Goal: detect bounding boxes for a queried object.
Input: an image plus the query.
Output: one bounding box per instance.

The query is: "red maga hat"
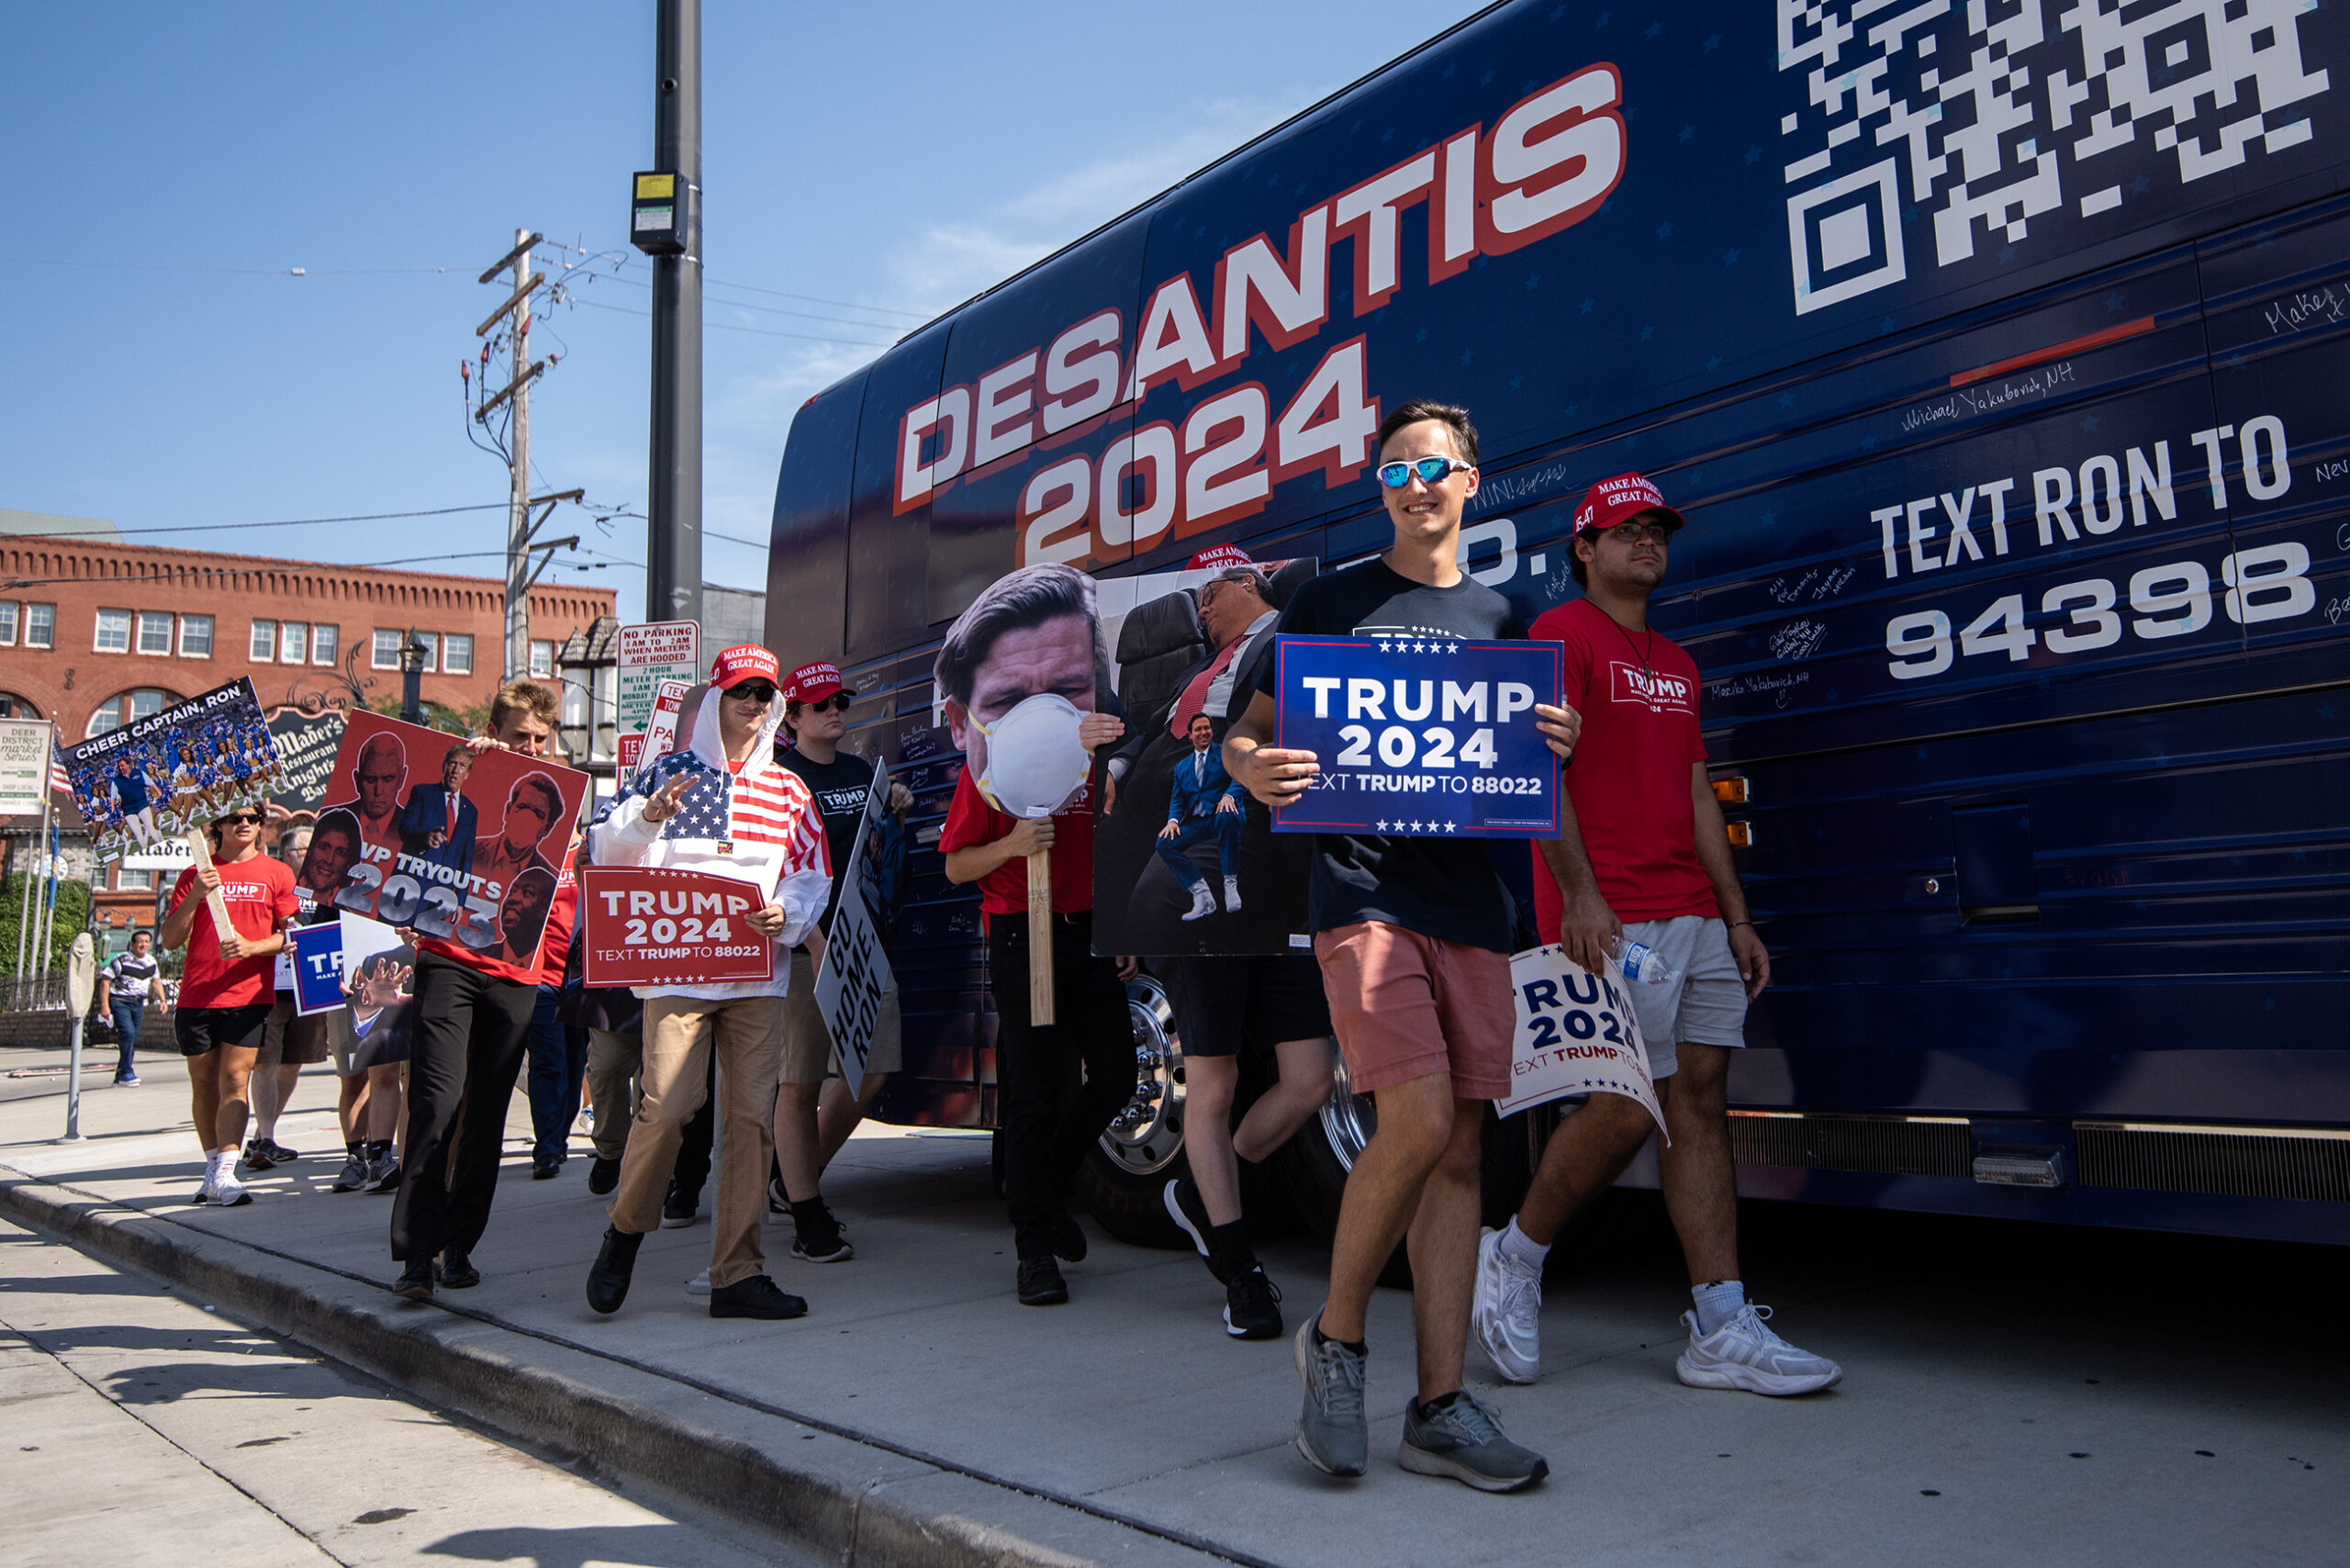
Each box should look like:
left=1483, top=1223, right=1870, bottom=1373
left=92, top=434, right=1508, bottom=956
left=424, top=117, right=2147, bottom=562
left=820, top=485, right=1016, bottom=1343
left=786, top=661, right=845, bottom=704
left=1572, top=472, right=1686, bottom=536
left=1186, top=543, right=1254, bottom=572
left=709, top=644, right=781, bottom=690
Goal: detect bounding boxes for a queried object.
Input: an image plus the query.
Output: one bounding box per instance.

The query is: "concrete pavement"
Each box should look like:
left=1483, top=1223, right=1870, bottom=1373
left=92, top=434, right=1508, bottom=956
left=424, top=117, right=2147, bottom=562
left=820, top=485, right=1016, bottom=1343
left=1, top=1045, right=2343, bottom=1567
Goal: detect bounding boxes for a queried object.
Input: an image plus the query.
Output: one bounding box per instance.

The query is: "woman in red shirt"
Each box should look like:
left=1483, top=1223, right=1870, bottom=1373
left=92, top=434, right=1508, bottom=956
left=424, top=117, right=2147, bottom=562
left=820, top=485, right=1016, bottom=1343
left=159, top=806, right=298, bottom=1207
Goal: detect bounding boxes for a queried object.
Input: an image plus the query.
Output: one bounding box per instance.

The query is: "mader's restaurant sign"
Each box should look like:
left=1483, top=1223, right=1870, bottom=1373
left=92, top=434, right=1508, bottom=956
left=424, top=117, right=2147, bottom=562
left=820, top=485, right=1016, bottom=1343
left=1271, top=636, right=1561, bottom=838
left=579, top=866, right=778, bottom=988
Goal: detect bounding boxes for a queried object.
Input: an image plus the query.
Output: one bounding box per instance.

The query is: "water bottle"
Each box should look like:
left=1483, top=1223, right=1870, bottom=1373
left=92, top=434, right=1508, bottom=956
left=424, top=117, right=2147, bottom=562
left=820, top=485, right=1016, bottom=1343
left=1606, top=934, right=1675, bottom=986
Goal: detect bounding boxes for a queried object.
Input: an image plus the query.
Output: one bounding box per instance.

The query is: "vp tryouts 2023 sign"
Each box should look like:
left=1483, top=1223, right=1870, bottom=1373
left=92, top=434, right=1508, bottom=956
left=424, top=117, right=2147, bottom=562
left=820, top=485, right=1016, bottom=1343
left=1270, top=636, right=1560, bottom=837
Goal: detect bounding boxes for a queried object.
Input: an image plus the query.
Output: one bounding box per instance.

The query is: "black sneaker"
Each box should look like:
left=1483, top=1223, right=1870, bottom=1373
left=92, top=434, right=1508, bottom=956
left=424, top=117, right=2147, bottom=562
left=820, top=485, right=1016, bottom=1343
left=330, top=1153, right=369, bottom=1193
left=531, top=1155, right=562, bottom=1181
left=393, top=1258, right=436, bottom=1301
left=239, top=1138, right=276, bottom=1173
left=789, top=1200, right=853, bottom=1263
left=1225, top=1264, right=1284, bottom=1340
left=661, top=1182, right=699, bottom=1228
left=439, top=1247, right=480, bottom=1289
left=260, top=1137, right=302, bottom=1163
left=1017, top=1256, right=1069, bottom=1306
left=586, top=1226, right=643, bottom=1315
left=709, top=1275, right=808, bottom=1320
left=1052, top=1208, right=1088, bottom=1264
left=363, top=1154, right=401, bottom=1194
left=1163, top=1177, right=1213, bottom=1259
left=587, top=1156, right=621, bottom=1196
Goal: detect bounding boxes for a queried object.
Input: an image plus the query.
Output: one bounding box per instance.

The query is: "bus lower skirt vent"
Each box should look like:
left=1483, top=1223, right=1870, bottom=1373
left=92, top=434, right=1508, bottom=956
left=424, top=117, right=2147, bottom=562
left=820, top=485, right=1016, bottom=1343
left=2073, top=1123, right=2350, bottom=1204
left=1727, top=1112, right=1973, bottom=1178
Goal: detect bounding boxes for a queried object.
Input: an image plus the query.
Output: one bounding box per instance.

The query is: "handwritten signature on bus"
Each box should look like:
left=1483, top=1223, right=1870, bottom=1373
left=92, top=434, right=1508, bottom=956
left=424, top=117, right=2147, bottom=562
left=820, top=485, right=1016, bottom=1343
left=2264, top=284, right=2348, bottom=336
left=1899, top=361, right=2077, bottom=435
left=1707, top=668, right=1811, bottom=710
left=1766, top=564, right=1857, bottom=605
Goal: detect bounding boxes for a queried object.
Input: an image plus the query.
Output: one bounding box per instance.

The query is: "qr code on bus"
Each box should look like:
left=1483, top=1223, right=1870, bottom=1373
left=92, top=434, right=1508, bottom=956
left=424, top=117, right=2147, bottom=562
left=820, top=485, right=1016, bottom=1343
left=1778, top=0, right=2333, bottom=314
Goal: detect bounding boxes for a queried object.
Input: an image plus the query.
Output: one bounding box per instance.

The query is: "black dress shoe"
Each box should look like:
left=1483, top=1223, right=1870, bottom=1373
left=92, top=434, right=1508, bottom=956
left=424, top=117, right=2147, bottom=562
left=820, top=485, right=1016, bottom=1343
left=587, top=1226, right=643, bottom=1315
left=708, top=1275, right=808, bottom=1320
left=392, top=1259, right=435, bottom=1301
left=1017, top=1256, right=1069, bottom=1306
left=438, top=1247, right=481, bottom=1289
left=1052, top=1209, right=1088, bottom=1264
left=532, top=1156, right=562, bottom=1181
left=587, top=1156, right=621, bottom=1195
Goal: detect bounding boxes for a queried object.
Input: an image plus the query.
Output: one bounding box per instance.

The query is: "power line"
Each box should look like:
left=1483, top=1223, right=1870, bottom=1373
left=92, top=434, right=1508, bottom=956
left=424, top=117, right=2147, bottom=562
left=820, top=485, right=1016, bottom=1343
left=566, top=294, right=894, bottom=349
left=538, top=239, right=928, bottom=319
left=3, top=503, right=518, bottom=542
left=0, top=256, right=455, bottom=277
left=559, top=265, right=919, bottom=331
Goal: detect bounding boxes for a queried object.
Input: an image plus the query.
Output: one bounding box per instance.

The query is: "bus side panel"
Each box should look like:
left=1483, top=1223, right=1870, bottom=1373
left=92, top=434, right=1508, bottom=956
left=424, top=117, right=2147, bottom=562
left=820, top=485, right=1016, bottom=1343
left=846, top=325, right=952, bottom=663
left=764, top=374, right=865, bottom=665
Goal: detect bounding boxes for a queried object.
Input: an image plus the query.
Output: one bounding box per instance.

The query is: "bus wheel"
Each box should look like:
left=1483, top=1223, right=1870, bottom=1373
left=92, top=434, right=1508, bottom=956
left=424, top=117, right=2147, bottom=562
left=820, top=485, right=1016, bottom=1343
left=1076, top=972, right=1190, bottom=1248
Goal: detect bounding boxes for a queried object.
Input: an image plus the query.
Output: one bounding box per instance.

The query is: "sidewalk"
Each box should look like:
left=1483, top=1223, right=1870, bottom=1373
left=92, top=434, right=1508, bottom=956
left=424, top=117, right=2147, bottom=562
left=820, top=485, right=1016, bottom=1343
left=2, top=1050, right=2342, bottom=1567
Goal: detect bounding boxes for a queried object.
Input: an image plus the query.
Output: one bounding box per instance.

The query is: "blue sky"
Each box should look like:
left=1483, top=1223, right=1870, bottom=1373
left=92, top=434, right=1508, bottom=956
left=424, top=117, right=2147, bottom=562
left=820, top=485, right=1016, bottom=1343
left=5, top=1, right=1487, bottom=622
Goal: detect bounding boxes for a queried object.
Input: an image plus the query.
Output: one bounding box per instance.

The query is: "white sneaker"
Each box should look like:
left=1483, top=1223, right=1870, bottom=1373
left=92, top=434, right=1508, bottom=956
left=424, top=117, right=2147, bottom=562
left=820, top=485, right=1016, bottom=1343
left=1675, top=1305, right=1841, bottom=1395
left=191, top=1174, right=216, bottom=1205
left=210, top=1170, right=253, bottom=1209
left=685, top=1270, right=711, bottom=1297
left=1222, top=876, right=1242, bottom=913
left=1472, top=1226, right=1544, bottom=1384
left=1181, top=883, right=1217, bottom=922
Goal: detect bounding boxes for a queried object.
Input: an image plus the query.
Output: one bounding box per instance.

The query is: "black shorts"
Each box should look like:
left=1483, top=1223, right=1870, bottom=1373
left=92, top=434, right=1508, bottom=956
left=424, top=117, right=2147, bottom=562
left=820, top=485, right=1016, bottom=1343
left=1152, top=953, right=1332, bottom=1059
left=174, top=1003, right=273, bottom=1058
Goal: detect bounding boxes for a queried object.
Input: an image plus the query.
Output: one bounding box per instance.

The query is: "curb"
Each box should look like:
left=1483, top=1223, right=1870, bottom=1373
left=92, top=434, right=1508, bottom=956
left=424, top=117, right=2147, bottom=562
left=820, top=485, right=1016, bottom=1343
left=0, top=1170, right=1250, bottom=1568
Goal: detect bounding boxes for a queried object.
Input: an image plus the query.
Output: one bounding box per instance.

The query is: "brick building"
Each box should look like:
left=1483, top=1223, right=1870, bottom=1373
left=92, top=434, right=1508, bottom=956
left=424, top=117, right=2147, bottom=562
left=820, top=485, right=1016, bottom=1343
left=0, top=510, right=612, bottom=937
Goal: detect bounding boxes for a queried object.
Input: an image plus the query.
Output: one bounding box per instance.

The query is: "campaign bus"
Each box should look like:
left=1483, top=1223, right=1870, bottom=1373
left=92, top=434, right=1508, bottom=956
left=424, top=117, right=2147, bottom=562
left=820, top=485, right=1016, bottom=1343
left=766, top=0, right=2349, bottom=1248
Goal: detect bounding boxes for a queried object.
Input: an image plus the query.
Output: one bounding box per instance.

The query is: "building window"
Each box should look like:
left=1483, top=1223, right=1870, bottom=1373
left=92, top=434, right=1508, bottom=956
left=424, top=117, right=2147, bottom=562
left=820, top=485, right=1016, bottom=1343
left=442, top=633, right=473, bottom=677
left=529, top=639, right=554, bottom=678
left=0, top=693, right=38, bottom=719
left=25, top=604, right=53, bottom=648
left=136, top=611, right=173, bottom=656
left=311, top=624, right=338, bottom=666
left=95, top=608, right=131, bottom=653
left=372, top=629, right=402, bottom=669
left=179, top=614, right=214, bottom=658
left=117, top=865, right=154, bottom=891
left=280, top=622, right=308, bottom=665
left=86, top=689, right=173, bottom=738
left=251, top=620, right=277, bottom=662
left=0, top=602, right=16, bottom=646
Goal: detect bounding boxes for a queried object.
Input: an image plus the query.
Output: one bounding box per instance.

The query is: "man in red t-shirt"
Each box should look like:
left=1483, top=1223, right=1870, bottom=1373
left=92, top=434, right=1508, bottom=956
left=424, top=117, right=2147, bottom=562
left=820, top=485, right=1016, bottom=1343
left=934, top=563, right=1133, bottom=1306
left=160, top=805, right=298, bottom=1208
left=1471, top=474, right=1840, bottom=1399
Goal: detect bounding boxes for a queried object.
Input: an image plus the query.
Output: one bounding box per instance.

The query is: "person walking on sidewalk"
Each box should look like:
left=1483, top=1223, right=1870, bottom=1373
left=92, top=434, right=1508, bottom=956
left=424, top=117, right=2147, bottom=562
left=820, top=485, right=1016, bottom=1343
left=388, top=678, right=565, bottom=1300
left=768, top=661, right=912, bottom=1265
left=158, top=808, right=298, bottom=1208
left=934, top=565, right=1132, bottom=1308
left=99, top=929, right=164, bottom=1086
left=1223, top=400, right=1580, bottom=1493
left=583, top=647, right=831, bottom=1322
left=1472, top=473, right=1841, bottom=1399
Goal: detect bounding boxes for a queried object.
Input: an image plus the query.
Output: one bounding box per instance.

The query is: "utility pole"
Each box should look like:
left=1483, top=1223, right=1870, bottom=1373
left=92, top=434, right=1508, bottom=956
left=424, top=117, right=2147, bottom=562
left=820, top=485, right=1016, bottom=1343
left=476, top=230, right=546, bottom=678
left=641, top=0, right=703, bottom=628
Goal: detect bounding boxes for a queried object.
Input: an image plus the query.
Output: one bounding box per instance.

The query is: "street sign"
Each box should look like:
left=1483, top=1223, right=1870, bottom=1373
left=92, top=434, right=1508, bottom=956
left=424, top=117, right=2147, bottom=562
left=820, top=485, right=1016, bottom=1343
left=617, top=621, right=699, bottom=745
left=0, top=720, right=50, bottom=818
left=1270, top=636, right=1562, bottom=838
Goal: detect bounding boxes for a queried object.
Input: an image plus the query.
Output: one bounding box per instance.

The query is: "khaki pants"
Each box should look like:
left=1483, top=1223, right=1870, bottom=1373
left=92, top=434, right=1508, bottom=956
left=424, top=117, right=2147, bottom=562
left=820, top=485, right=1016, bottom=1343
left=585, top=1028, right=642, bottom=1160
left=608, top=994, right=785, bottom=1290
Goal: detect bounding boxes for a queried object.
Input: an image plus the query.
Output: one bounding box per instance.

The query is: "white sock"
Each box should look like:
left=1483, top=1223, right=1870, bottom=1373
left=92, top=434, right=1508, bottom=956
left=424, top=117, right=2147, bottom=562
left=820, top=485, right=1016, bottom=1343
left=1496, top=1216, right=1550, bottom=1270
left=1692, top=1280, right=1746, bottom=1336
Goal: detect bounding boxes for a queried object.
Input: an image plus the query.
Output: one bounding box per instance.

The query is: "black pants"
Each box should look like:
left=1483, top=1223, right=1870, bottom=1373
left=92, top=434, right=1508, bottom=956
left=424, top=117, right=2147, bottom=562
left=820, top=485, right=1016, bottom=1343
left=391, top=952, right=536, bottom=1262
left=988, top=912, right=1131, bottom=1260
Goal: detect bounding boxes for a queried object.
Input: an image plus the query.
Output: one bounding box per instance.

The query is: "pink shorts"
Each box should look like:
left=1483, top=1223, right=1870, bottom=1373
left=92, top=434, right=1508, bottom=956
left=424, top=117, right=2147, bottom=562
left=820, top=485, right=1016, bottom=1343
left=1312, top=922, right=1513, bottom=1100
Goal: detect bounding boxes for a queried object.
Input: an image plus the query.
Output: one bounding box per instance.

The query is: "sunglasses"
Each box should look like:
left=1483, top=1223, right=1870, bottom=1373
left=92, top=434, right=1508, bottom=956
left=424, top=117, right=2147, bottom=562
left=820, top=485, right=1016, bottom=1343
left=730, top=682, right=778, bottom=704
left=801, top=692, right=852, bottom=713
left=1377, top=455, right=1471, bottom=488
left=217, top=812, right=263, bottom=826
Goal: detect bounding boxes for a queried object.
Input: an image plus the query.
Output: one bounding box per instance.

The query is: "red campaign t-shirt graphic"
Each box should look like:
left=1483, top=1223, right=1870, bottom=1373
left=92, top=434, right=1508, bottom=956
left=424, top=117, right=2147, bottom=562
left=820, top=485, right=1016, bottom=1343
left=169, top=856, right=299, bottom=1010
left=1528, top=599, right=1718, bottom=935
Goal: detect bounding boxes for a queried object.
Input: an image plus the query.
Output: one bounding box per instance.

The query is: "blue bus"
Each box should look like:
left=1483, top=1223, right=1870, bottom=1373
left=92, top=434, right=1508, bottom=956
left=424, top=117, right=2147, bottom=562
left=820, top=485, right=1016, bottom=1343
left=767, top=0, right=2349, bottom=1248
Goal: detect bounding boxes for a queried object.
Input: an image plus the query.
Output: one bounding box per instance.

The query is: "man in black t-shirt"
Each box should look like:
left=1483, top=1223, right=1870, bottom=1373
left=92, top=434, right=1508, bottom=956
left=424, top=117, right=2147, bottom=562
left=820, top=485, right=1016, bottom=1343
left=769, top=660, right=912, bottom=1264
left=1225, top=400, right=1579, bottom=1494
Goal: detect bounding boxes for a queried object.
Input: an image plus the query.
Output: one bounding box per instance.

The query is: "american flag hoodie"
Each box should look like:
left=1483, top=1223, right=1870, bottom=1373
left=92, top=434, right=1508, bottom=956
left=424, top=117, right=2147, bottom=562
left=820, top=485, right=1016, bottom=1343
left=591, top=686, right=830, bottom=1002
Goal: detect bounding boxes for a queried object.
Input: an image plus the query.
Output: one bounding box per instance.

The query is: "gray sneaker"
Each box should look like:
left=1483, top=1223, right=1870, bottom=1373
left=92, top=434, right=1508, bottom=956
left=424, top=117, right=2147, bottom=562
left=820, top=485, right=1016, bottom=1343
left=1399, top=1390, right=1549, bottom=1493
left=1292, top=1315, right=1369, bottom=1478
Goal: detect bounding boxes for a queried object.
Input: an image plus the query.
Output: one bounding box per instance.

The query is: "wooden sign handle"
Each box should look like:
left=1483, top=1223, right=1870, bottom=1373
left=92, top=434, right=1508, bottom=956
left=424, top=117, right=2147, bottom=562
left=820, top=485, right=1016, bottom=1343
left=1027, top=846, right=1055, bottom=1025
left=182, top=828, right=237, bottom=958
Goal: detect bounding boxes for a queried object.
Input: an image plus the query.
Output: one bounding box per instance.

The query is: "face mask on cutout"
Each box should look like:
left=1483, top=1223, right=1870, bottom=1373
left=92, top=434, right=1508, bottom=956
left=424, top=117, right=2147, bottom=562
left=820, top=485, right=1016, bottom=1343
left=970, top=693, right=1091, bottom=820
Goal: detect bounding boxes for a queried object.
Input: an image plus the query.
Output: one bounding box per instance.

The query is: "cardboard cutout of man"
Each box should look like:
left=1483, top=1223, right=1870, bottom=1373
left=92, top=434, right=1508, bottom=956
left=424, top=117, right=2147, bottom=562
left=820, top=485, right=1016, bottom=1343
left=470, top=773, right=562, bottom=896
left=400, top=745, right=478, bottom=876
left=1156, top=711, right=1245, bottom=921
left=326, top=734, right=407, bottom=859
